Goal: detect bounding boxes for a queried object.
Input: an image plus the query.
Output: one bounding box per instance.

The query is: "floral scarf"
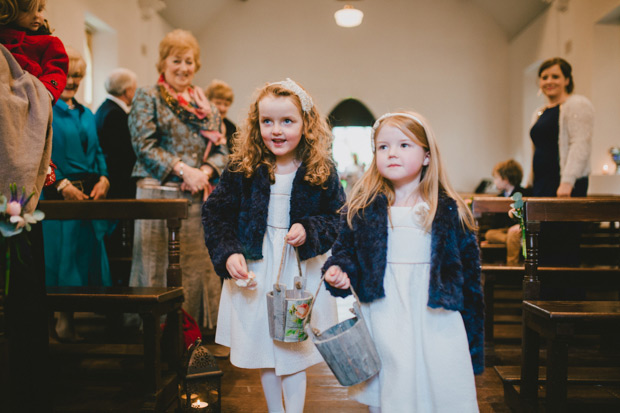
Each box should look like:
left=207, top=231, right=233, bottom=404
left=157, top=74, right=222, bottom=151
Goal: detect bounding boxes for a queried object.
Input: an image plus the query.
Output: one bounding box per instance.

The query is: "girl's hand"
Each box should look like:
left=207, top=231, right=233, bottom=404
left=556, top=182, right=573, bottom=197
left=286, top=223, right=306, bottom=247
left=61, top=183, right=89, bottom=200
left=324, top=265, right=350, bottom=290
left=90, top=176, right=109, bottom=200
left=226, top=253, right=249, bottom=280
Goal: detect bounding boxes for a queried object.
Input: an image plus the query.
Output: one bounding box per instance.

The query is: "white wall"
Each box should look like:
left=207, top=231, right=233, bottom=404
left=46, top=0, right=620, bottom=192
left=508, top=0, right=620, bottom=184
left=46, top=0, right=172, bottom=110
left=195, top=0, right=511, bottom=192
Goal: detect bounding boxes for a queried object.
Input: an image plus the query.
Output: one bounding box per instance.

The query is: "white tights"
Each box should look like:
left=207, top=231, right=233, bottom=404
left=260, top=368, right=307, bottom=413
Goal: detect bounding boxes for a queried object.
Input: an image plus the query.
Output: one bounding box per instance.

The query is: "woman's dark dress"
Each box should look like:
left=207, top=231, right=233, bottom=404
left=530, top=105, right=585, bottom=291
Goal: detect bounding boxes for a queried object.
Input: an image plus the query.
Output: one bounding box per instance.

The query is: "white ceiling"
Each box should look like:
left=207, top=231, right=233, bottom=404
left=158, top=0, right=550, bottom=40
left=470, top=0, right=550, bottom=39
left=158, top=0, right=230, bottom=35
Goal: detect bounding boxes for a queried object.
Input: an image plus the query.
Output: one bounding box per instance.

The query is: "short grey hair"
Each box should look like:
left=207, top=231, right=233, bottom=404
left=104, top=68, right=137, bottom=96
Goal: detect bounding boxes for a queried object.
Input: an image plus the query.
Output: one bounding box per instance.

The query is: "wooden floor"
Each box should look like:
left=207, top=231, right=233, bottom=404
left=48, top=312, right=513, bottom=413
left=46, top=285, right=620, bottom=412
left=46, top=288, right=620, bottom=412
left=217, top=355, right=511, bottom=413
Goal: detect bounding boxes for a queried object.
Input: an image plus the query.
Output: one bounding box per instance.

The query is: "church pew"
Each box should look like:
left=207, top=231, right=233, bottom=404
left=494, top=198, right=620, bottom=411
left=472, top=197, right=620, bottom=345
left=39, top=199, right=188, bottom=413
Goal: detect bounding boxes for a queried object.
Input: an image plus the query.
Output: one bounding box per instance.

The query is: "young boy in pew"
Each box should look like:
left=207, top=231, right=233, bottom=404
left=484, top=159, right=528, bottom=265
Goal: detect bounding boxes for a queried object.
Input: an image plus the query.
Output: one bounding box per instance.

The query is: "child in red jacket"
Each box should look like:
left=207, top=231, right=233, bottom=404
left=0, top=0, right=68, bottom=103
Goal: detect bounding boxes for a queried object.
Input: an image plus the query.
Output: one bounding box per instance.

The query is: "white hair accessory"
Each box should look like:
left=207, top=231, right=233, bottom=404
left=370, top=112, right=426, bottom=152
left=269, top=78, right=314, bottom=112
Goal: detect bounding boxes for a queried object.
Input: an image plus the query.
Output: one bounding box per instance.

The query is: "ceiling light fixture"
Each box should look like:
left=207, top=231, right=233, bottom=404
left=334, top=4, right=364, bottom=28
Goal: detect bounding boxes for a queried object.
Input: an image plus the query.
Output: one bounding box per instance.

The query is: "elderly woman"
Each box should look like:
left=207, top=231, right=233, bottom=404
left=129, top=29, right=226, bottom=330
left=43, top=46, right=111, bottom=341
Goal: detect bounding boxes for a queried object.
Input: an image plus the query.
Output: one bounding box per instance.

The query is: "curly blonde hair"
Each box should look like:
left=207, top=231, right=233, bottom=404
left=229, top=81, right=334, bottom=187
left=346, top=111, right=476, bottom=232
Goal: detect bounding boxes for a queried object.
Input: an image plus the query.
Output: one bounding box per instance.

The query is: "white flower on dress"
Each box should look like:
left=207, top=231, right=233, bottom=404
left=412, top=201, right=430, bottom=226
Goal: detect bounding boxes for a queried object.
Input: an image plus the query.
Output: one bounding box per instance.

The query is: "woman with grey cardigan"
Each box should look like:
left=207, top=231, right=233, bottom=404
left=530, top=57, right=594, bottom=198
left=529, top=57, right=594, bottom=269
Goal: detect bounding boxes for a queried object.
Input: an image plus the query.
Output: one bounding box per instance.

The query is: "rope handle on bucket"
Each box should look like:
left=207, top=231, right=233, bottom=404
left=274, top=235, right=303, bottom=292
left=303, top=273, right=361, bottom=333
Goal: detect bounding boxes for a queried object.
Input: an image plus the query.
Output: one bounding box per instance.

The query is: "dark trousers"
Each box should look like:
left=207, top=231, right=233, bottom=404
left=2, top=223, right=52, bottom=412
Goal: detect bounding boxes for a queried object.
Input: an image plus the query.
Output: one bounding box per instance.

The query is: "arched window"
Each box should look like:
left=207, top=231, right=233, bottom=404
left=328, top=99, right=375, bottom=193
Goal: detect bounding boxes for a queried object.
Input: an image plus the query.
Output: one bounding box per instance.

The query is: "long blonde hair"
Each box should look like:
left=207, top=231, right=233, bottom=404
left=346, top=111, right=476, bottom=232
left=229, top=81, right=334, bottom=186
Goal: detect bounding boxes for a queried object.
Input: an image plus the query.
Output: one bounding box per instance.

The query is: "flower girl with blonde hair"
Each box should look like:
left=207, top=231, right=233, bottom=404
left=325, top=111, right=483, bottom=412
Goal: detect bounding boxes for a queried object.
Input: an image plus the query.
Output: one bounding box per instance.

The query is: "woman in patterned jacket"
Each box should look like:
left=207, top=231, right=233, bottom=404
left=128, top=29, right=225, bottom=331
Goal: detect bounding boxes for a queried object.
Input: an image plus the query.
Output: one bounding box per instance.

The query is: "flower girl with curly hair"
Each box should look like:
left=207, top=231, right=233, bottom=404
left=203, top=79, right=345, bottom=413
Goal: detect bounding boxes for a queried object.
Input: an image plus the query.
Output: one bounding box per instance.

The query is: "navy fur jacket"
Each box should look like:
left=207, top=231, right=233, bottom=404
left=324, top=192, right=484, bottom=374
left=202, top=163, right=346, bottom=279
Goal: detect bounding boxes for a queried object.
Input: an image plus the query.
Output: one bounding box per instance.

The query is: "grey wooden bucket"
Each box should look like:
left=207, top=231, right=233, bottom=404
left=266, top=242, right=313, bottom=342
left=304, top=278, right=381, bottom=386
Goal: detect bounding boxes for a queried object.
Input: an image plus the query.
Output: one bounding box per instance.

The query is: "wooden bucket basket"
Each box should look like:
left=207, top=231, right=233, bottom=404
left=266, top=241, right=313, bottom=342
left=304, top=277, right=381, bottom=386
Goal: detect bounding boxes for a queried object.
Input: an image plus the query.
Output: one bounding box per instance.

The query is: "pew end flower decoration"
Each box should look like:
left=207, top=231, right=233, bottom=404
left=509, top=192, right=526, bottom=258
left=1, top=184, right=45, bottom=295
left=0, top=183, right=45, bottom=237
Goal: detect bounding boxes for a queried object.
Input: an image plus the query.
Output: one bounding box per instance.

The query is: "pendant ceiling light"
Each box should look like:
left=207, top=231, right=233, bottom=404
left=334, top=4, right=364, bottom=28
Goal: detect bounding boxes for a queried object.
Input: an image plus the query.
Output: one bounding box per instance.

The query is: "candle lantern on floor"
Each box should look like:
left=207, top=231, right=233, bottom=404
left=178, top=338, right=223, bottom=413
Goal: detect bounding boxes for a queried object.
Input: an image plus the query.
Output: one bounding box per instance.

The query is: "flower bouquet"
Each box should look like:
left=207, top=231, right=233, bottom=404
left=1, top=184, right=45, bottom=294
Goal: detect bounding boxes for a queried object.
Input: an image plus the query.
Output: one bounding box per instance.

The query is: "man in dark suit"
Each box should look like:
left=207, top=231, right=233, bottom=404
left=95, top=68, right=137, bottom=199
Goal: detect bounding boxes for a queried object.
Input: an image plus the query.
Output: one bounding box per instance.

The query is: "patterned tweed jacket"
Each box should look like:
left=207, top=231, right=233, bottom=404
left=202, top=164, right=346, bottom=279
left=324, top=193, right=484, bottom=374
left=128, top=85, right=224, bottom=182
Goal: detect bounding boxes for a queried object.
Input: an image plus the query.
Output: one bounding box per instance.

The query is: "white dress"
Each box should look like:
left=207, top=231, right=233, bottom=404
left=215, top=171, right=338, bottom=375
left=350, top=203, right=479, bottom=412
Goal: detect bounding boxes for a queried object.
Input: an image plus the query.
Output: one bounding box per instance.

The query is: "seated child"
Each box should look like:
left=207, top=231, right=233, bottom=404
left=485, top=159, right=525, bottom=265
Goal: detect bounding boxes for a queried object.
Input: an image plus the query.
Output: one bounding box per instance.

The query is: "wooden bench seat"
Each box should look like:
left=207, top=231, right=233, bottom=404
left=514, top=301, right=620, bottom=412
left=495, top=365, right=620, bottom=384
left=39, top=199, right=188, bottom=413
left=482, top=265, right=620, bottom=343
left=474, top=197, right=620, bottom=348
left=522, top=197, right=620, bottom=300
left=480, top=242, right=619, bottom=265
